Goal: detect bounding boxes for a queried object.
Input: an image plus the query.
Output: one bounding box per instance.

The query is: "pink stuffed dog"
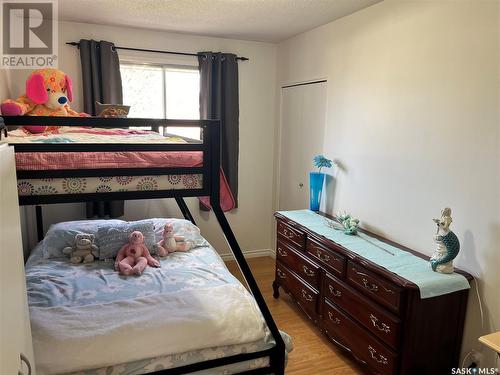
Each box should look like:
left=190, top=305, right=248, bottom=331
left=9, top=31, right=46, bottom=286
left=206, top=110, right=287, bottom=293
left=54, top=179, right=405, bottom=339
left=115, top=231, right=160, bottom=276
left=0, top=68, right=88, bottom=133
left=155, top=223, right=192, bottom=257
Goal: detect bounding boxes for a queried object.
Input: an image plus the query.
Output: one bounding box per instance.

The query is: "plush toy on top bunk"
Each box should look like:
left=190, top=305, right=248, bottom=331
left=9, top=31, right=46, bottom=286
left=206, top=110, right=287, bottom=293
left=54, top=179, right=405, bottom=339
left=0, top=68, right=89, bottom=134
left=115, top=231, right=160, bottom=276
left=155, top=223, right=193, bottom=257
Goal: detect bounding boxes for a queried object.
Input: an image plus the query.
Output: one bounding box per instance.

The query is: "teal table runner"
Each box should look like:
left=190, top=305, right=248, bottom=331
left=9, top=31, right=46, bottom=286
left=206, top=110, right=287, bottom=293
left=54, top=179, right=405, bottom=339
left=277, top=210, right=470, bottom=299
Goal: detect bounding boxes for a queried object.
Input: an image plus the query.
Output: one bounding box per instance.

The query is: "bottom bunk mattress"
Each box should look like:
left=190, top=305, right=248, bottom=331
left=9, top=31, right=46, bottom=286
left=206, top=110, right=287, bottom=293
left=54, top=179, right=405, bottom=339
left=26, top=242, right=292, bottom=375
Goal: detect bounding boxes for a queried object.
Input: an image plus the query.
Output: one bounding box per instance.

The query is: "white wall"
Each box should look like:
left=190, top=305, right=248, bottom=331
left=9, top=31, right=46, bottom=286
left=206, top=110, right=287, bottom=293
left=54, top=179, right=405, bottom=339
left=0, top=70, right=10, bottom=106
left=8, top=21, right=278, bottom=258
left=277, top=0, right=499, bottom=368
left=0, top=72, right=35, bottom=257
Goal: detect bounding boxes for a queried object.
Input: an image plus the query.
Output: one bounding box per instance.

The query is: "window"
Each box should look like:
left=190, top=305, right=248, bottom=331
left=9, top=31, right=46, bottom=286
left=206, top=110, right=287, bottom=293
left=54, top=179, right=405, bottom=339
left=120, top=63, right=201, bottom=139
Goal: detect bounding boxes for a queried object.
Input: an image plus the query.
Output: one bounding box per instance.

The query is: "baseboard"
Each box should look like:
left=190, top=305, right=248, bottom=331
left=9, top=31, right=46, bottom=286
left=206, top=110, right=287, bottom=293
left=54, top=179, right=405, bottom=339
left=220, top=248, right=276, bottom=261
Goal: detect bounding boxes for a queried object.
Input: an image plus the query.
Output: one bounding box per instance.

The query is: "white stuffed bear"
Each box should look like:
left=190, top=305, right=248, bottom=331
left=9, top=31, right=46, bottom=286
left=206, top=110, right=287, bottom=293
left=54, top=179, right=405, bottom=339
left=154, top=223, right=192, bottom=257
left=63, top=233, right=99, bottom=264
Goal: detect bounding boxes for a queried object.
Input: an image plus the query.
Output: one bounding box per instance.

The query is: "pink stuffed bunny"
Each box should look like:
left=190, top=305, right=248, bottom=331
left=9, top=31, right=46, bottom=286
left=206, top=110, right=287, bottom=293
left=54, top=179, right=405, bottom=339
left=155, top=223, right=192, bottom=257
left=115, top=231, right=160, bottom=276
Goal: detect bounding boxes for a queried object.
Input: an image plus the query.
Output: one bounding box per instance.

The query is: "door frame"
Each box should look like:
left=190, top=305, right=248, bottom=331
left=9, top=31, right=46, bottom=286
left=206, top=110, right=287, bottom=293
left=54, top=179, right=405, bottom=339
left=273, top=77, right=329, bottom=215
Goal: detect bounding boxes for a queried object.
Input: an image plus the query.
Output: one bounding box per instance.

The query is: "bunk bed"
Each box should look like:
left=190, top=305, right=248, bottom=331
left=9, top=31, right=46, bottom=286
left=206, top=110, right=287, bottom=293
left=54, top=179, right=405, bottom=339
left=0, top=115, right=288, bottom=375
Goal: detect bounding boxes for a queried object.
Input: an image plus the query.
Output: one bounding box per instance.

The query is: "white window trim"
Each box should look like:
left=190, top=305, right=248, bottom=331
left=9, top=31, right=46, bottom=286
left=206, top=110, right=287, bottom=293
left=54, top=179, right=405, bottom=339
left=118, top=50, right=198, bottom=68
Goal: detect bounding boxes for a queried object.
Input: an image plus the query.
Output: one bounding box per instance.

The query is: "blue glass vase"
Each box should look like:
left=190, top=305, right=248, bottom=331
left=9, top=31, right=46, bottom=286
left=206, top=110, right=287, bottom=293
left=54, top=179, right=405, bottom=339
left=309, top=172, right=325, bottom=211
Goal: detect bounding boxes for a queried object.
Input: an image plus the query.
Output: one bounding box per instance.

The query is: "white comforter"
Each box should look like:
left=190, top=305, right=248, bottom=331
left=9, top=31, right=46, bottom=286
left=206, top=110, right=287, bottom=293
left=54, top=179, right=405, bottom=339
left=30, top=284, right=266, bottom=375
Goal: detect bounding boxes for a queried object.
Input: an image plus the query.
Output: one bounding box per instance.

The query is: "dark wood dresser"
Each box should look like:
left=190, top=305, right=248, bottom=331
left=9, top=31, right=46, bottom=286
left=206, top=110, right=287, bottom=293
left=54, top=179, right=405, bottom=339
left=273, top=212, right=473, bottom=375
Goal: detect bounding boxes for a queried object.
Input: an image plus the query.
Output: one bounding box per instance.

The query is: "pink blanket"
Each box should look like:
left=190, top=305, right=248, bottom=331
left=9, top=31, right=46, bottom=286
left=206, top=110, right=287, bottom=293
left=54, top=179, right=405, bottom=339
left=15, top=151, right=203, bottom=170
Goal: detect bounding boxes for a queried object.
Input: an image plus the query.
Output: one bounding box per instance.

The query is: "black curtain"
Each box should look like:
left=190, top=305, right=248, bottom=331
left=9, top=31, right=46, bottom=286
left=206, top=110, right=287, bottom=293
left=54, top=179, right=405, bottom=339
left=79, top=39, right=124, bottom=218
left=198, top=52, right=239, bottom=208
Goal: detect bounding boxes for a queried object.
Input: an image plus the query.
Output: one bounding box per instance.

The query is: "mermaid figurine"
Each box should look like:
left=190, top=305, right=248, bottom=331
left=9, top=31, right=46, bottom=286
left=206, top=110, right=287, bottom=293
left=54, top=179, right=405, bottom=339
left=430, top=208, right=460, bottom=273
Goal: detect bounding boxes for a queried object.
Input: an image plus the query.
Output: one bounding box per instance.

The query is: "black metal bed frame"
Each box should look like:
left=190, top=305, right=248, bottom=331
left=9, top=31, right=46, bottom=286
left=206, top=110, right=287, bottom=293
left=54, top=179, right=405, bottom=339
left=1, top=115, right=285, bottom=375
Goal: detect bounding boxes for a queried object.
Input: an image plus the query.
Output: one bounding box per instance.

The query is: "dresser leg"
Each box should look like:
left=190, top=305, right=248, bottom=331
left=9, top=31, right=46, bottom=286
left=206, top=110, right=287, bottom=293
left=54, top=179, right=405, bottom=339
left=272, top=280, right=280, bottom=299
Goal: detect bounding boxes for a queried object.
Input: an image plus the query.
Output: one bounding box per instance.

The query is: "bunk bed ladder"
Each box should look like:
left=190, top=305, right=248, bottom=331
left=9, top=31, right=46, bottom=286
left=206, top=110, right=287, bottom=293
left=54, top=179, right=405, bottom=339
left=207, top=123, right=286, bottom=375
left=174, top=197, right=197, bottom=226
left=213, top=206, right=286, bottom=374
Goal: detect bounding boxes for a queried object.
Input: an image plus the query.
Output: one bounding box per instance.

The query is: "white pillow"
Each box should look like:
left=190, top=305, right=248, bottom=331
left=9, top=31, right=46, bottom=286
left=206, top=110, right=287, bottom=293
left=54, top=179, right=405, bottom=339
left=42, top=219, right=124, bottom=259
left=41, top=218, right=207, bottom=260
left=135, top=218, right=208, bottom=247
left=96, top=221, right=156, bottom=260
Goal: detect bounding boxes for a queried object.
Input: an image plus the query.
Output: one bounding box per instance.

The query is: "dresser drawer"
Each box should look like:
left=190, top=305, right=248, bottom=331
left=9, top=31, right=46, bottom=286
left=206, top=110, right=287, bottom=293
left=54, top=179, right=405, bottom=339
left=325, top=273, right=401, bottom=349
left=276, top=262, right=318, bottom=317
left=347, top=261, right=402, bottom=314
left=277, top=221, right=305, bottom=250
left=277, top=241, right=320, bottom=289
left=306, top=238, right=346, bottom=277
left=323, top=300, right=397, bottom=375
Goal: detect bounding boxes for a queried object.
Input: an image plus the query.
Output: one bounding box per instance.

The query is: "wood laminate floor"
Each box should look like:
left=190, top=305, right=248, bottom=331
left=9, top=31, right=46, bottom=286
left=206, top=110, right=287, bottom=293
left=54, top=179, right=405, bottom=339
left=225, top=256, right=368, bottom=375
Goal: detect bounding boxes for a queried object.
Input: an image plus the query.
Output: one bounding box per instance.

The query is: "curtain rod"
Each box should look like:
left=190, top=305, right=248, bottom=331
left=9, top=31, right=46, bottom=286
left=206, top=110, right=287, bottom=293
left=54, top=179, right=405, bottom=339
left=66, top=42, right=249, bottom=61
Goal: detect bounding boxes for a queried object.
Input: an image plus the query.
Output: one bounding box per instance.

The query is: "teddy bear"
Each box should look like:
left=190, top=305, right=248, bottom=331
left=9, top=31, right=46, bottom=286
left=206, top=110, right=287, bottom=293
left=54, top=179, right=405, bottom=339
left=63, top=233, right=99, bottom=264
left=115, top=231, right=160, bottom=276
left=155, top=223, right=193, bottom=257
left=0, top=68, right=88, bottom=133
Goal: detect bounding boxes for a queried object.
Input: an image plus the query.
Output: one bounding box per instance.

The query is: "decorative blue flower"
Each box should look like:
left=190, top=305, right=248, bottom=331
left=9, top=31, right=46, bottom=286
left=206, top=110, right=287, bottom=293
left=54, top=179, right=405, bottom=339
left=313, top=155, right=333, bottom=173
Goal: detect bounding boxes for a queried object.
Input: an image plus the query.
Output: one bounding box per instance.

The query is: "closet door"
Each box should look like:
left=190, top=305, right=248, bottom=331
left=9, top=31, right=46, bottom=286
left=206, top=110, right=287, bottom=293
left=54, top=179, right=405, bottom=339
left=279, top=81, right=327, bottom=210
left=0, top=144, right=36, bottom=375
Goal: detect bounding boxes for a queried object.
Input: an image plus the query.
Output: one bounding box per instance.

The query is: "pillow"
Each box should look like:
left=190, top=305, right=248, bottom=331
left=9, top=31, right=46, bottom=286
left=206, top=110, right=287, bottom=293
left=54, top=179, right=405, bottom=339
left=42, top=219, right=124, bottom=259
left=135, top=218, right=208, bottom=248
left=97, top=221, right=156, bottom=260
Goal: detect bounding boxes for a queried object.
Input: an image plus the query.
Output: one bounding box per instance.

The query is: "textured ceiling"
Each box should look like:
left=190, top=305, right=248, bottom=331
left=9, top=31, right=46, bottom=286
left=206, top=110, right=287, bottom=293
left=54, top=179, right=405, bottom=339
left=58, top=0, right=381, bottom=43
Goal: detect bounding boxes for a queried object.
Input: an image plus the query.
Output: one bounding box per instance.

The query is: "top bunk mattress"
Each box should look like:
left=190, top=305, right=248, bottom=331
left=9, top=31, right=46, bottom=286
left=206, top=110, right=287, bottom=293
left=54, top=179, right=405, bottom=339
left=8, top=127, right=236, bottom=210
left=5, top=127, right=203, bottom=170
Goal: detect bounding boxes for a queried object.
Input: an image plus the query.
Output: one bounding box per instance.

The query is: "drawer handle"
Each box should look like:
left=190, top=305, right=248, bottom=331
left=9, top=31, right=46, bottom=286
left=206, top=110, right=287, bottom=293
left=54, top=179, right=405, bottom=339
left=369, top=314, right=391, bottom=333
left=19, top=353, right=32, bottom=375
left=302, top=265, right=315, bottom=277
left=277, top=247, right=288, bottom=257
left=327, top=311, right=341, bottom=324
left=362, top=278, right=379, bottom=292
left=354, top=268, right=396, bottom=294
left=277, top=269, right=286, bottom=279
left=368, top=345, right=388, bottom=365
left=281, top=228, right=295, bottom=240
left=328, top=284, right=342, bottom=297
left=314, top=245, right=342, bottom=260
left=301, top=289, right=314, bottom=302
left=316, top=250, right=330, bottom=262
